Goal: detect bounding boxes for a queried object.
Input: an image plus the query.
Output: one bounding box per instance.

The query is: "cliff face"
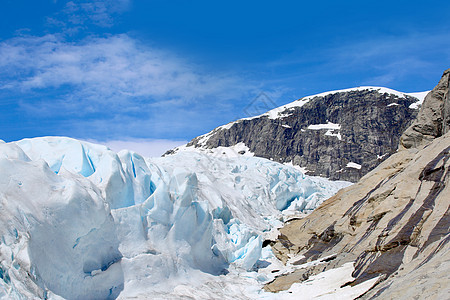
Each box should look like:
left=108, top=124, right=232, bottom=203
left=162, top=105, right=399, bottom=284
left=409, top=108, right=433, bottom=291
left=171, top=87, right=422, bottom=182
left=401, top=68, right=450, bottom=148
left=266, top=69, right=450, bottom=299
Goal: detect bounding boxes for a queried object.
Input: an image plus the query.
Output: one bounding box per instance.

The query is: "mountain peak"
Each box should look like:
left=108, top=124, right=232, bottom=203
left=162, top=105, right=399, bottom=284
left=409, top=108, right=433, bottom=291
left=240, top=86, right=427, bottom=122
left=169, top=86, right=425, bottom=182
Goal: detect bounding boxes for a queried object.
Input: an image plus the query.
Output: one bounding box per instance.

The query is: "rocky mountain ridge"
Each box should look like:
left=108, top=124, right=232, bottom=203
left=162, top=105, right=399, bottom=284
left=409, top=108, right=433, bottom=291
left=265, top=68, right=450, bottom=299
left=168, top=87, right=426, bottom=182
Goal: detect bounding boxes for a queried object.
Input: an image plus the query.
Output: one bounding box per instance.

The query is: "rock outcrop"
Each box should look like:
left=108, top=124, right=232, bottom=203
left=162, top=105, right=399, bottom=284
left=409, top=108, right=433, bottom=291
left=169, top=87, right=424, bottom=182
left=266, top=69, right=450, bottom=299
left=400, top=68, right=450, bottom=149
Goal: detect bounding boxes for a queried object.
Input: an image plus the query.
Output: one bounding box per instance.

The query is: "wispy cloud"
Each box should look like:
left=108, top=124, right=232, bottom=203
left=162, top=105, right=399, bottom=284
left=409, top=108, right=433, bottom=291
left=47, top=0, right=131, bottom=29
left=0, top=33, right=247, bottom=106
left=0, top=33, right=260, bottom=140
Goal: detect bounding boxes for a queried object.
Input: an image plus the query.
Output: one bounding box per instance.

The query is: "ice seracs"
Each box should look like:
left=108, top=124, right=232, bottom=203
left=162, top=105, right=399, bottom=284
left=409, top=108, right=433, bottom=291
left=0, top=141, right=124, bottom=299
left=0, top=137, right=351, bottom=299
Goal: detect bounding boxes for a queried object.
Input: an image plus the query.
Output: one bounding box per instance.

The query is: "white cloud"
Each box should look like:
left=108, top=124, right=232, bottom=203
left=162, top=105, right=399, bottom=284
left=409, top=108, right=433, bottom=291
left=87, top=138, right=188, bottom=157
left=0, top=33, right=255, bottom=117
left=0, top=33, right=267, bottom=142
left=48, top=0, right=131, bottom=28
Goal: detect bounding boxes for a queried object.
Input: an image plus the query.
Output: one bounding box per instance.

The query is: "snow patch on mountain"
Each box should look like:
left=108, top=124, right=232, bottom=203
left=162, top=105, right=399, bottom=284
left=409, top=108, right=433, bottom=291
left=407, top=91, right=429, bottom=109
left=307, top=122, right=342, bottom=140
left=307, top=122, right=341, bottom=130
left=302, top=86, right=423, bottom=101
left=346, top=162, right=362, bottom=169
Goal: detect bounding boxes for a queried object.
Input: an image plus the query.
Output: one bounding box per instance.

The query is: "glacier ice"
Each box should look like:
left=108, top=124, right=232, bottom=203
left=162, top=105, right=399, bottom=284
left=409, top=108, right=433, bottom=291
left=0, top=137, right=351, bottom=299
left=0, top=141, right=124, bottom=299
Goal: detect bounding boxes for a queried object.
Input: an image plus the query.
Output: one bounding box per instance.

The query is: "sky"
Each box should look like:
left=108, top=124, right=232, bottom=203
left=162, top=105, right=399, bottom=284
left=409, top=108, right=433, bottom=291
left=1, top=0, right=449, bottom=156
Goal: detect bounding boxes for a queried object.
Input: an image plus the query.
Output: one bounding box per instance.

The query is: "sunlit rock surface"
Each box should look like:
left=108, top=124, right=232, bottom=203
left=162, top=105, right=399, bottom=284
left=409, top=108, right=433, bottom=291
left=267, top=69, right=450, bottom=299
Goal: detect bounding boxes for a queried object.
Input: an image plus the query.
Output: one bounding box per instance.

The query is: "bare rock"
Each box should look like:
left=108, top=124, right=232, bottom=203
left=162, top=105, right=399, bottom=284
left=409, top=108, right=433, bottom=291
left=400, top=68, right=450, bottom=149
left=267, top=69, right=450, bottom=298
left=170, top=88, right=421, bottom=182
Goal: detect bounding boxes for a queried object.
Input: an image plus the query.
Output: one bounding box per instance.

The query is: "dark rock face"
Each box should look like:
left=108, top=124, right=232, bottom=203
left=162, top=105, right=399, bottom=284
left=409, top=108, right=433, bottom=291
left=183, top=88, right=420, bottom=182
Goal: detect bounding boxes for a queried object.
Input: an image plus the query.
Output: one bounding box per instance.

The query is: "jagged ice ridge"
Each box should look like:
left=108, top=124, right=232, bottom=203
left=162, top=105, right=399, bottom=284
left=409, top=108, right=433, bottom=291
left=0, top=137, right=350, bottom=299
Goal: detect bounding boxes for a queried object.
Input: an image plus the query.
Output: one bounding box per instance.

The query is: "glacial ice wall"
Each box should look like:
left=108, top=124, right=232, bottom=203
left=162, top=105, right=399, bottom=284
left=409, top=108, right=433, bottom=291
left=0, top=137, right=351, bottom=299
left=0, top=142, right=123, bottom=299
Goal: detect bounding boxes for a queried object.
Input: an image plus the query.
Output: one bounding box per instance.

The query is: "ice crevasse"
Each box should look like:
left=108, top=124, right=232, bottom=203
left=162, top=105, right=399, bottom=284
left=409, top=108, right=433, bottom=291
left=0, top=137, right=351, bottom=299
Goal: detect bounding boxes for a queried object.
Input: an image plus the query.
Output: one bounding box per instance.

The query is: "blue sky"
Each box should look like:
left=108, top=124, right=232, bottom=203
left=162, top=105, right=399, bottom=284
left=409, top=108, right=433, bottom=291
left=1, top=0, right=449, bottom=156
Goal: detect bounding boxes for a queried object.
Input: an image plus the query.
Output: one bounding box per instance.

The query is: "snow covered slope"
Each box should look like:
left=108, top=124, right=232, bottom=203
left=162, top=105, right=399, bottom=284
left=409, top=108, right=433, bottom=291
left=242, top=86, right=428, bottom=121
left=0, top=137, right=350, bottom=299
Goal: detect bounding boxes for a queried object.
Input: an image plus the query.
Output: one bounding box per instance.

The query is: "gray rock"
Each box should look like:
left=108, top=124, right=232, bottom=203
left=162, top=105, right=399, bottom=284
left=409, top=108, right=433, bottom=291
left=178, top=88, right=421, bottom=182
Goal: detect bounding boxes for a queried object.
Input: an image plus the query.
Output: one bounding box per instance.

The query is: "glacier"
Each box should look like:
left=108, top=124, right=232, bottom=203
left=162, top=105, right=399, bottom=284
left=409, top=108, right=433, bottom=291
left=0, top=137, right=351, bottom=299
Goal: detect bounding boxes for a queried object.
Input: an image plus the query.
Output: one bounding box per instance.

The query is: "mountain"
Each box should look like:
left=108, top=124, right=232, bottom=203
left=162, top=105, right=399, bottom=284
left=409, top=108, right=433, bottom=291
left=0, top=136, right=349, bottom=299
left=167, top=87, right=427, bottom=182
left=0, top=73, right=444, bottom=299
left=265, top=68, right=450, bottom=298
